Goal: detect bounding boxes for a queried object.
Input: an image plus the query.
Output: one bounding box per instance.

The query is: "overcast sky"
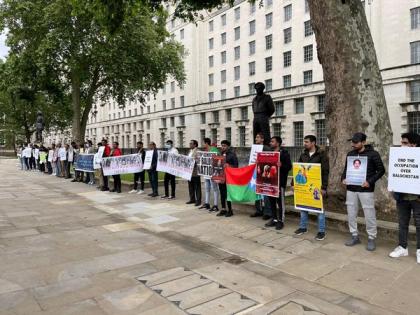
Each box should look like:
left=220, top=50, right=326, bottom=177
left=0, top=32, right=9, bottom=60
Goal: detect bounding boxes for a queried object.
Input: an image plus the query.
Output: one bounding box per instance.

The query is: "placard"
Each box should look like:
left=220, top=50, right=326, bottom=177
left=256, top=152, right=280, bottom=197
left=102, top=154, right=143, bottom=176
left=75, top=154, right=95, bottom=172
left=211, top=155, right=226, bottom=183
left=143, top=150, right=154, bottom=170
left=249, top=144, right=263, bottom=164
left=93, top=153, right=102, bottom=169
left=39, top=152, right=47, bottom=164
left=388, top=147, right=420, bottom=194
left=48, top=150, right=54, bottom=162
left=157, top=151, right=195, bottom=181
left=345, top=156, right=367, bottom=186
left=196, top=151, right=217, bottom=178
left=293, top=162, right=324, bottom=213
left=97, top=146, right=105, bottom=157
left=58, top=148, right=67, bottom=161
left=34, top=148, right=39, bottom=160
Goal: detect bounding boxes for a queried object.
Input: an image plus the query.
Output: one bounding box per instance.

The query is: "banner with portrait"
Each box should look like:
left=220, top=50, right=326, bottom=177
left=157, top=151, right=195, bottom=180
left=102, top=154, right=143, bottom=176
left=345, top=156, right=368, bottom=186
left=196, top=151, right=217, bottom=178
left=256, top=152, right=280, bottom=197
left=75, top=154, right=95, bottom=172
left=293, top=162, right=324, bottom=213
left=211, top=155, right=226, bottom=183
left=388, top=147, right=420, bottom=194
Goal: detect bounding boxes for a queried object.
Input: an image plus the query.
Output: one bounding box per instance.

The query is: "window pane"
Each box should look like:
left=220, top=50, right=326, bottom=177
left=294, top=121, right=304, bottom=146
left=249, top=83, right=255, bottom=94
left=235, top=7, right=240, bottom=20
left=303, top=70, right=313, bottom=84
left=225, top=127, right=232, bottom=143
left=272, top=123, right=281, bottom=137
left=234, top=66, right=240, bottom=80
left=304, top=44, right=313, bottom=62
left=209, top=20, right=214, bottom=32
left=411, top=41, right=420, bottom=64
left=283, top=75, right=291, bottom=88
left=265, top=34, right=273, bottom=50
left=221, top=51, right=227, bottom=64
left=284, top=28, right=292, bottom=44
left=239, top=126, right=246, bottom=146
left=234, top=27, right=240, bottom=40
left=318, top=94, right=326, bottom=111
left=222, top=70, right=227, bottom=83
left=408, top=111, right=420, bottom=134
left=209, top=38, right=214, bottom=49
left=249, top=61, right=256, bottom=76
left=265, top=57, right=273, bottom=72
left=234, top=46, right=241, bottom=60
left=234, top=86, right=240, bottom=97
left=304, top=20, right=314, bottom=36
left=315, top=119, right=327, bottom=145
left=241, top=106, right=248, bottom=120
left=410, top=81, right=420, bottom=101
left=283, top=51, right=292, bottom=67
left=295, top=98, right=304, bottom=114
left=284, top=4, right=292, bottom=21
left=221, top=89, right=226, bottom=100
left=249, top=41, right=256, bottom=55
left=200, top=112, right=206, bottom=124
left=249, top=20, right=256, bottom=35
left=266, top=13, right=273, bottom=28
left=209, top=55, right=214, bottom=67
left=213, top=111, right=219, bottom=123
left=411, top=7, right=420, bottom=29
left=274, top=101, right=284, bottom=116
left=265, top=79, right=272, bottom=91
left=226, top=109, right=232, bottom=121
left=221, top=32, right=226, bottom=45
left=208, top=92, right=214, bottom=102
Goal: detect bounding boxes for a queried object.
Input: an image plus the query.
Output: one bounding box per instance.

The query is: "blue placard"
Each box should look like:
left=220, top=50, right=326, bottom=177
left=75, top=154, right=95, bottom=172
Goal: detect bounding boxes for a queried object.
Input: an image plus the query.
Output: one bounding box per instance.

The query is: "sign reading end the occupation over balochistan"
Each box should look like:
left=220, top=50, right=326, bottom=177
left=388, top=147, right=420, bottom=194
left=293, top=162, right=324, bottom=213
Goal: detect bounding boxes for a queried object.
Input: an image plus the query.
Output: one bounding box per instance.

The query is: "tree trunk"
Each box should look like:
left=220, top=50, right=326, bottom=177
left=308, top=0, right=394, bottom=213
left=71, top=70, right=82, bottom=143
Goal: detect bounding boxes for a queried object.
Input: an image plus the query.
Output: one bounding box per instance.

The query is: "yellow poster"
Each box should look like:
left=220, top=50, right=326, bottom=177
left=293, top=162, right=324, bottom=213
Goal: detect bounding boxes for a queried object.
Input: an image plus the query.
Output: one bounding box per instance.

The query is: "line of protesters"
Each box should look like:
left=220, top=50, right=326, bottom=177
left=18, top=131, right=420, bottom=264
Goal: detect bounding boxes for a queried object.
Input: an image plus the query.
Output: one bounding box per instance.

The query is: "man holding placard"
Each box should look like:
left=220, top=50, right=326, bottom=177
left=199, top=138, right=220, bottom=212
left=100, top=139, right=111, bottom=191
left=341, top=132, right=385, bottom=251
left=388, top=132, right=420, bottom=263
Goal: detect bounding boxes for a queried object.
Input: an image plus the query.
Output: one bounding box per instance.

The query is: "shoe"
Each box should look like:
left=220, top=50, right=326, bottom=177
left=128, top=189, right=137, bottom=194
left=194, top=202, right=201, bottom=207
left=137, top=190, right=144, bottom=195
left=262, top=214, right=271, bottom=220
left=101, top=187, right=109, bottom=191
left=217, top=209, right=227, bottom=216
left=417, top=249, right=420, bottom=264
left=116, top=190, right=122, bottom=194
left=315, top=232, right=326, bottom=241
left=367, top=238, right=376, bottom=251
left=148, top=193, right=154, bottom=196
left=294, top=228, right=308, bottom=235
left=225, top=210, right=233, bottom=217
left=209, top=206, right=219, bottom=212
left=109, top=189, right=116, bottom=193
left=250, top=212, right=263, bottom=218
left=275, top=221, right=284, bottom=230
left=186, top=201, right=195, bottom=204
left=345, top=235, right=361, bottom=246
left=168, top=196, right=175, bottom=200
left=71, top=179, right=77, bottom=182
left=151, top=193, right=158, bottom=197
left=199, top=204, right=210, bottom=210
left=161, top=195, right=168, bottom=199
left=265, top=219, right=276, bottom=227
left=389, top=246, right=408, bottom=258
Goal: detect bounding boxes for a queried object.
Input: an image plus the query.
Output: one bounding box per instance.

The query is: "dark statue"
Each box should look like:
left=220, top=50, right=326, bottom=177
left=35, top=111, right=44, bottom=142
left=252, top=82, right=274, bottom=145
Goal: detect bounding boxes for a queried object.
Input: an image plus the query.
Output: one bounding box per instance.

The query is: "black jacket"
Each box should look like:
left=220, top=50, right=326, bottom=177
left=150, top=149, right=158, bottom=171
left=341, top=145, right=385, bottom=192
left=224, top=148, right=239, bottom=168
left=252, top=94, right=275, bottom=117
left=298, top=146, right=329, bottom=190
left=138, top=148, right=146, bottom=163
left=278, top=149, right=292, bottom=188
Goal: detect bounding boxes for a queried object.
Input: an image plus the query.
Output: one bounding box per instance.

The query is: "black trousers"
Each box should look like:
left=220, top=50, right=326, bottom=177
left=112, top=175, right=122, bottom=192
left=164, top=173, right=176, bottom=197
left=66, top=161, right=72, bottom=178
left=134, top=172, right=145, bottom=190
left=24, top=157, right=30, bottom=170
left=47, top=162, right=53, bottom=174
left=269, top=188, right=285, bottom=222
left=398, top=199, right=420, bottom=249
left=29, top=157, right=36, bottom=169
left=102, top=170, right=109, bottom=189
left=219, top=183, right=232, bottom=211
left=188, top=176, right=201, bottom=204
left=253, top=116, right=271, bottom=145
left=148, top=170, right=158, bottom=194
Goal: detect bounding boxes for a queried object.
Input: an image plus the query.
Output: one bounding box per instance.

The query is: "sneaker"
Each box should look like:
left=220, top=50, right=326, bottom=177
left=151, top=193, right=158, bottom=197
left=128, top=189, right=137, bottom=194
left=199, top=204, right=210, bottom=210
left=294, top=228, right=308, bottom=236
left=137, top=190, right=144, bottom=195
left=186, top=201, right=195, bottom=204
left=209, top=206, right=219, bottom=212
left=262, top=214, right=271, bottom=220
left=250, top=212, right=263, bottom=218
left=265, top=219, right=277, bottom=227
left=147, top=193, right=154, bottom=196
left=345, top=235, right=361, bottom=247
left=225, top=210, right=233, bottom=217
left=216, top=209, right=227, bottom=216
left=417, top=249, right=420, bottom=264
left=275, top=221, right=284, bottom=230
left=160, top=195, right=168, bottom=199
left=168, top=196, right=175, bottom=200
left=367, top=238, right=376, bottom=251
left=315, top=232, right=326, bottom=241
left=389, top=246, right=408, bottom=258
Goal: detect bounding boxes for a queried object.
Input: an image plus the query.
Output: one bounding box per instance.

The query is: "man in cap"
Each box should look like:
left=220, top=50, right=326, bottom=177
left=341, top=132, right=385, bottom=251
left=252, top=82, right=275, bottom=146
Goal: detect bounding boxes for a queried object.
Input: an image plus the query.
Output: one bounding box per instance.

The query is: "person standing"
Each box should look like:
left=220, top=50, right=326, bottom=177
left=161, top=140, right=178, bottom=200
left=109, top=142, right=122, bottom=193
left=294, top=135, right=329, bottom=240
left=54, top=143, right=61, bottom=177
left=199, top=138, right=220, bottom=212
left=69, top=142, right=78, bottom=181
left=129, top=141, right=146, bottom=194
left=147, top=142, right=159, bottom=197
left=95, top=142, right=104, bottom=189
left=342, top=132, right=385, bottom=251
left=389, top=132, right=420, bottom=263
left=85, top=140, right=95, bottom=185
left=252, top=82, right=275, bottom=145
left=48, top=144, right=55, bottom=175
left=265, top=136, right=292, bottom=230
left=62, top=144, right=70, bottom=178
left=217, top=140, right=239, bottom=217
left=186, top=140, right=202, bottom=206
left=100, top=139, right=111, bottom=191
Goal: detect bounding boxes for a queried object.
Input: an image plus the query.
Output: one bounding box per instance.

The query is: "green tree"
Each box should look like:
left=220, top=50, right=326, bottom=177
left=0, top=0, right=186, bottom=142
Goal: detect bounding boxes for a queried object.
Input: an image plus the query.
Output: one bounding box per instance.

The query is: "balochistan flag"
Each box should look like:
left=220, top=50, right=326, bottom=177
left=226, top=164, right=257, bottom=202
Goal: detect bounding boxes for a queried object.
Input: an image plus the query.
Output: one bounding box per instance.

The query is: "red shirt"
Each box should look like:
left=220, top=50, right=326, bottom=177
left=111, top=148, right=122, bottom=157
left=103, top=145, right=111, bottom=157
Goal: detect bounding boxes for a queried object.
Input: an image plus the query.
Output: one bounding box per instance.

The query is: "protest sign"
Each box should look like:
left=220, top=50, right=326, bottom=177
left=48, top=150, right=54, bottom=162
left=157, top=151, right=195, bottom=180
left=143, top=150, right=154, bottom=170
left=196, top=151, right=216, bottom=178
left=249, top=144, right=263, bottom=164
left=23, top=147, right=32, bottom=158
left=93, top=153, right=102, bottom=169
left=388, top=147, right=420, bottom=194
left=39, top=152, right=47, bottom=164
left=345, top=156, right=367, bottom=186
left=211, top=155, right=226, bottom=183
left=256, top=152, right=280, bottom=197
left=102, top=154, right=143, bottom=176
left=293, top=162, right=324, bottom=213
left=75, top=154, right=95, bottom=172
left=59, top=148, right=67, bottom=161
left=97, top=146, right=105, bottom=157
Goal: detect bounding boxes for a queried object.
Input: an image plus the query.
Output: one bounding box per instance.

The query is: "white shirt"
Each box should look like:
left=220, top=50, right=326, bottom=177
left=168, top=147, right=179, bottom=155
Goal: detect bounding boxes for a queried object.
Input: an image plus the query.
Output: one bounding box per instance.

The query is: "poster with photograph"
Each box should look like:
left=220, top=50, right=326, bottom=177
left=75, top=154, right=95, bottom=172
left=345, top=156, right=368, bottom=186
left=256, top=152, right=280, bottom=197
left=157, top=151, right=195, bottom=180
left=143, top=150, right=154, bottom=170
left=102, top=154, right=143, bottom=176
left=196, top=151, right=217, bottom=178
left=388, top=147, right=420, bottom=194
left=248, top=144, right=264, bottom=165
left=211, top=155, right=226, bottom=183
left=293, top=162, right=324, bottom=213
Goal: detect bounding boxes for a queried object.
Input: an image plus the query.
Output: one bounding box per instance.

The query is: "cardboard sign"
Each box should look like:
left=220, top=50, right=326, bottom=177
left=75, top=154, right=95, bottom=172
left=293, top=162, right=324, bottom=213
left=256, top=152, right=280, bottom=197
left=157, top=151, right=195, bottom=181
left=388, top=147, right=420, bottom=194
left=249, top=144, right=263, bottom=164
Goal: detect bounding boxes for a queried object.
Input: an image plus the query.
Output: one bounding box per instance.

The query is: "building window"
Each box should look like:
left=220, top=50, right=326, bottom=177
left=180, top=95, right=185, bottom=107
left=221, top=89, right=227, bottom=100
left=234, top=46, right=241, bottom=60
left=226, top=109, right=232, bottom=121
left=171, top=97, right=175, bottom=109
left=304, top=21, right=314, bottom=37
left=234, top=86, right=241, bottom=97
left=235, top=7, right=241, bottom=20
left=266, top=13, right=273, bottom=29
left=410, top=41, right=420, bottom=64
left=408, top=111, right=420, bottom=134
left=180, top=29, right=184, bottom=39
left=303, top=70, right=313, bottom=84
left=305, top=0, right=309, bottom=13
left=239, top=126, right=246, bottom=146
left=209, top=38, right=214, bottom=50
left=178, top=131, right=184, bottom=148
left=249, top=41, right=256, bottom=55
left=225, top=127, right=232, bottom=143
left=209, top=55, right=214, bottom=67
left=295, top=98, right=304, bottom=114
left=249, top=20, right=256, bottom=35
left=249, top=61, right=256, bottom=76
left=304, top=44, right=313, bottom=62
left=213, top=111, right=219, bottom=123
left=249, top=82, right=255, bottom=94
left=200, top=130, right=206, bottom=142
left=209, top=20, right=214, bottom=32
left=221, top=32, right=227, bottom=45
left=411, top=7, right=420, bottom=29
left=200, top=112, right=206, bottom=124
left=171, top=18, right=175, bottom=28
left=283, top=51, right=292, bottom=67
left=161, top=118, right=167, bottom=128
left=211, top=129, right=218, bottom=144
left=410, top=81, right=420, bottom=101
left=274, top=101, right=284, bottom=116
left=318, top=94, right=326, bottom=112
left=272, top=123, right=281, bottom=137
left=234, top=66, right=240, bottom=80
left=265, top=79, right=273, bottom=91
left=241, top=106, right=248, bottom=120
left=265, top=57, right=273, bottom=72
left=265, top=34, right=273, bottom=50
left=234, top=27, right=240, bottom=40
left=221, top=14, right=226, bottom=26
left=250, top=2, right=256, bottom=14
left=146, top=120, right=150, bottom=129
left=208, top=92, right=214, bottom=102
left=162, top=100, right=167, bottom=110
left=171, top=81, right=175, bottom=93
left=284, top=4, right=292, bottom=21
left=209, top=73, right=214, bottom=86
left=284, top=27, right=292, bottom=44
left=146, top=134, right=150, bottom=145
left=221, top=51, right=227, bottom=64
left=315, top=119, right=327, bottom=145
left=170, top=117, right=175, bottom=127
left=266, top=0, right=273, bottom=7
left=179, top=115, right=185, bottom=126
left=294, top=121, right=304, bottom=146
left=221, top=70, right=226, bottom=83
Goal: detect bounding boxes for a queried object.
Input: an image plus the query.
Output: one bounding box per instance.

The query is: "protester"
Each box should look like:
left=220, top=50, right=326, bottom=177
left=389, top=132, right=420, bottom=263
left=161, top=140, right=178, bottom=200
left=33, top=144, right=39, bottom=171
left=265, top=136, right=292, bottom=230
left=48, top=144, right=55, bottom=175
left=199, top=138, right=220, bottom=212
left=341, top=132, right=385, bottom=251
left=22, top=144, right=31, bottom=170
left=217, top=140, right=238, bottom=217
left=147, top=142, right=159, bottom=197
left=96, top=142, right=104, bottom=189
left=85, top=140, right=95, bottom=185
left=109, top=141, right=122, bottom=193
left=129, top=141, right=146, bottom=194
left=186, top=140, right=201, bottom=206
left=69, top=142, right=78, bottom=181
left=293, top=135, right=329, bottom=240
left=29, top=144, right=36, bottom=170
left=100, top=139, right=111, bottom=191
left=54, top=143, right=61, bottom=177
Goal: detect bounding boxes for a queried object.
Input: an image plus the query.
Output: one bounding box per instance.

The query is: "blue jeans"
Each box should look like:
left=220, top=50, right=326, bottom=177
left=204, top=178, right=219, bottom=206
left=299, top=211, right=326, bottom=232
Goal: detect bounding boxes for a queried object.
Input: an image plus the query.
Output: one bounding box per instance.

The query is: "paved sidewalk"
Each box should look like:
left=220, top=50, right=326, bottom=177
left=0, top=159, right=419, bottom=314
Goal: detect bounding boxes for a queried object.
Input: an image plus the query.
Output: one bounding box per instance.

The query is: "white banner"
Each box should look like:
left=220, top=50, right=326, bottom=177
left=143, top=150, right=154, bottom=170
left=249, top=144, right=263, bottom=164
left=102, top=154, right=143, bottom=176
left=388, top=147, right=420, bottom=194
left=196, top=151, right=216, bottom=178
left=157, top=150, right=195, bottom=181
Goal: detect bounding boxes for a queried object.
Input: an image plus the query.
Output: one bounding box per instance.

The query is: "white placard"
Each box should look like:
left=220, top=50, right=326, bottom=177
left=388, top=147, right=420, bottom=194
left=48, top=150, right=54, bottom=162
left=345, top=156, right=367, bottom=186
left=102, top=154, right=143, bottom=176
left=143, top=150, right=154, bottom=170
left=97, top=146, right=105, bottom=157
left=157, top=150, right=195, bottom=181
left=93, top=153, right=102, bottom=169
left=249, top=144, right=264, bottom=165
left=23, top=147, right=32, bottom=158
left=58, top=148, right=67, bottom=161
left=34, top=148, right=39, bottom=160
